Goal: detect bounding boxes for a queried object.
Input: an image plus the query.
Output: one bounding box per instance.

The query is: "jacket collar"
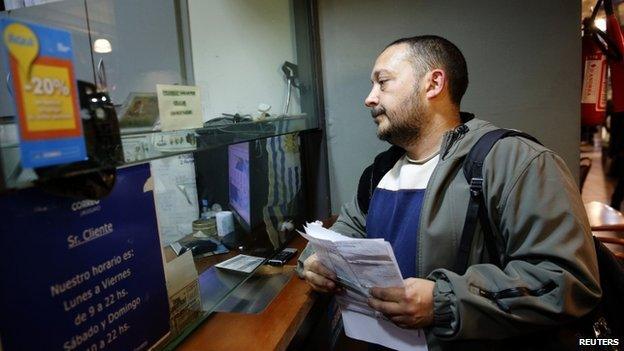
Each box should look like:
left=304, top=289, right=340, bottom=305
left=369, top=113, right=495, bottom=185
left=439, top=115, right=493, bottom=160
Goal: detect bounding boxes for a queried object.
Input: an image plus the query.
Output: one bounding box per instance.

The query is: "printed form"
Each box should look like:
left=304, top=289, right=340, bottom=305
left=299, top=222, right=428, bottom=351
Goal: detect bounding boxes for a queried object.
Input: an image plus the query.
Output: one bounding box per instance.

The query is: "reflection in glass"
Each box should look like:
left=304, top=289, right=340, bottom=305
left=196, top=133, right=304, bottom=255
left=86, top=0, right=185, bottom=112
left=1, top=0, right=319, bottom=192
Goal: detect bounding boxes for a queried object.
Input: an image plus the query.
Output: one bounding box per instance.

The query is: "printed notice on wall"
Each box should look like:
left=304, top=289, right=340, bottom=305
left=156, top=84, right=203, bottom=131
left=0, top=19, right=87, bottom=168
left=0, top=164, right=169, bottom=351
left=151, top=153, right=199, bottom=246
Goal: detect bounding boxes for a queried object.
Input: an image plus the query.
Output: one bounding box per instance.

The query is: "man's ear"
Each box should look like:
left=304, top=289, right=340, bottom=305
left=425, top=69, right=446, bottom=99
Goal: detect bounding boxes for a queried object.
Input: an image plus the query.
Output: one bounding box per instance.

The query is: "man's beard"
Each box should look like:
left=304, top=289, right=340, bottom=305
left=371, top=95, right=426, bottom=147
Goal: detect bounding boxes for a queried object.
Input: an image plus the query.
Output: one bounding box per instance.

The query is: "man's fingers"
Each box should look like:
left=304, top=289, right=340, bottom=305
left=305, top=278, right=330, bottom=293
left=302, top=254, right=340, bottom=294
left=308, top=281, right=331, bottom=293
left=304, top=270, right=336, bottom=292
left=370, top=286, right=405, bottom=302
left=368, top=279, right=435, bottom=329
left=390, top=315, right=415, bottom=328
left=303, top=254, right=336, bottom=280
left=367, top=297, right=403, bottom=316
left=307, top=260, right=336, bottom=280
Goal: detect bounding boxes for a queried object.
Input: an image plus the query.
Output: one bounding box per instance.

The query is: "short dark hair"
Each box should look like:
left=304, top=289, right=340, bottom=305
left=387, top=35, right=468, bottom=106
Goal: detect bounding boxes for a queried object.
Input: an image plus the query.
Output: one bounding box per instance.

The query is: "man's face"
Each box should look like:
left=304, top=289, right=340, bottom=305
left=365, top=44, right=427, bottom=145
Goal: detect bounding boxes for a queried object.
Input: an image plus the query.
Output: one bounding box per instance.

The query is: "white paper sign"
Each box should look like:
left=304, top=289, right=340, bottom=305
left=157, top=84, right=203, bottom=131
left=151, top=153, right=199, bottom=246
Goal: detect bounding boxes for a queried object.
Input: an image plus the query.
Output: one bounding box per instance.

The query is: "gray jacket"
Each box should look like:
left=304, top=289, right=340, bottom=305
left=299, top=117, right=601, bottom=350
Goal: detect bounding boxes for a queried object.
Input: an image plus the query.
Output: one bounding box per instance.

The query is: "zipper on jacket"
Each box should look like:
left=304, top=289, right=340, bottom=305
left=476, top=281, right=557, bottom=313
left=415, top=123, right=469, bottom=276
left=441, top=124, right=470, bottom=160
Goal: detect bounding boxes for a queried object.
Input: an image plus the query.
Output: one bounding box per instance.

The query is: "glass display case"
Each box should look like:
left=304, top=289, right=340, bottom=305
left=0, top=0, right=326, bottom=350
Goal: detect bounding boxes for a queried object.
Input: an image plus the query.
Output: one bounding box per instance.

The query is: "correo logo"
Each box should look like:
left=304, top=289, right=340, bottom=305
left=71, top=200, right=100, bottom=211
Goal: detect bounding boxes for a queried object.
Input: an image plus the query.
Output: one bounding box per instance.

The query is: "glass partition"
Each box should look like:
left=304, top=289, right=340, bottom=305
left=0, top=0, right=321, bottom=191
left=154, top=132, right=305, bottom=348
left=0, top=0, right=321, bottom=349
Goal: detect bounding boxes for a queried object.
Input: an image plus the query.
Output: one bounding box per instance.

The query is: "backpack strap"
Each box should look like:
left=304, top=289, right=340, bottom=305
left=454, top=129, right=541, bottom=274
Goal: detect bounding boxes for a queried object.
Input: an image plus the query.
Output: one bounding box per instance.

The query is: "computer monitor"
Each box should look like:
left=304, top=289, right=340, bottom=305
left=228, top=142, right=251, bottom=227
left=196, top=135, right=304, bottom=255
left=226, top=141, right=269, bottom=238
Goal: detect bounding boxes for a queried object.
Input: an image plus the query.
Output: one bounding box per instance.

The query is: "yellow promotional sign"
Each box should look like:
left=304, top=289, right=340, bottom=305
left=22, top=62, right=77, bottom=132
left=1, top=19, right=86, bottom=168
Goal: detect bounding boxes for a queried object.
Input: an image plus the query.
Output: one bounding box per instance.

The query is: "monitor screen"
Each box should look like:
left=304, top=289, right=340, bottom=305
left=228, top=142, right=251, bottom=226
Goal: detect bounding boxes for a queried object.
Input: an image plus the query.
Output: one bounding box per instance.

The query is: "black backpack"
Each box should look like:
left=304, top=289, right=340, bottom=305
left=457, top=129, right=624, bottom=345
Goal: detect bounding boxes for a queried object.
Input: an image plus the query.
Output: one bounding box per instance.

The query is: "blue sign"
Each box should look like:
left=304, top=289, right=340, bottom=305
left=0, top=19, right=87, bottom=168
left=0, top=164, right=170, bottom=351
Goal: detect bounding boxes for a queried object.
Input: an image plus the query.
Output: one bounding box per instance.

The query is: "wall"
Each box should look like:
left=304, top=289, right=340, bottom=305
left=188, top=0, right=301, bottom=121
left=319, top=0, right=581, bottom=212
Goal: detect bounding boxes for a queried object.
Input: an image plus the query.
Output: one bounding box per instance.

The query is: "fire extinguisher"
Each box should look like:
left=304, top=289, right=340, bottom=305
left=581, top=6, right=609, bottom=126
left=604, top=0, right=624, bottom=113
left=581, top=0, right=623, bottom=126
left=599, top=0, right=624, bottom=209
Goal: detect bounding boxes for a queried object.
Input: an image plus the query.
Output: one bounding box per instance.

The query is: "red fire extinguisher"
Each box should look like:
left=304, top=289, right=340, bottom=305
left=605, top=0, right=624, bottom=113
left=581, top=13, right=609, bottom=126
left=582, top=0, right=624, bottom=127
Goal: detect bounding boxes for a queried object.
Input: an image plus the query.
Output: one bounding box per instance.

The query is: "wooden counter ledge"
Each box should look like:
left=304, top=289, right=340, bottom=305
left=176, top=236, right=315, bottom=351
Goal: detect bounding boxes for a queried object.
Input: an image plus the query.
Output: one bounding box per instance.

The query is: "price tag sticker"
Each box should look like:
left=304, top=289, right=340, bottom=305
left=1, top=19, right=86, bottom=168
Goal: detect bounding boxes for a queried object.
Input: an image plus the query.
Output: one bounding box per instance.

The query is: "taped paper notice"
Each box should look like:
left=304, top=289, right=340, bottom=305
left=157, top=84, right=203, bottom=131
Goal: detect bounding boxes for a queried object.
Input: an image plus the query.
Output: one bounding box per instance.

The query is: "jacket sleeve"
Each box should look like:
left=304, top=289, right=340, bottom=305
left=428, top=149, right=602, bottom=339
left=296, top=193, right=368, bottom=277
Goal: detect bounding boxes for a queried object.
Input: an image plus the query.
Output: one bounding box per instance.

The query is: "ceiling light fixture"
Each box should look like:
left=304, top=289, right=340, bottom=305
left=93, top=39, right=112, bottom=54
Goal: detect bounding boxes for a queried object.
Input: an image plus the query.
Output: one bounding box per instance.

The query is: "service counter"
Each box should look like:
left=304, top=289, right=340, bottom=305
left=175, top=236, right=316, bottom=351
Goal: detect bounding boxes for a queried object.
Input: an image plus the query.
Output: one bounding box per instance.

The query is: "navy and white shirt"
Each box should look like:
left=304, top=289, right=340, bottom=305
left=366, top=153, right=439, bottom=278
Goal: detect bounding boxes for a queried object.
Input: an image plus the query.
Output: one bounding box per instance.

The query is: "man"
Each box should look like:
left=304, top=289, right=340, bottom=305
left=299, top=35, right=601, bottom=349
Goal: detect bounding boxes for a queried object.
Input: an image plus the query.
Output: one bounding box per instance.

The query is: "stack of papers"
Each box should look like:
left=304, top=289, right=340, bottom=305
left=214, top=254, right=264, bottom=274
left=299, top=222, right=428, bottom=351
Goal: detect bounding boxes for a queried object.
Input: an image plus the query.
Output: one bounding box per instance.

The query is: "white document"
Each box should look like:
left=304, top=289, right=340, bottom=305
left=342, top=309, right=427, bottom=351
left=151, top=154, right=199, bottom=246
left=299, top=222, right=428, bottom=351
left=215, top=254, right=264, bottom=274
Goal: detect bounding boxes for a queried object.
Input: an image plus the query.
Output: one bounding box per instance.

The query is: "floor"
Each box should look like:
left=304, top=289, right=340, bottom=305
left=580, top=143, right=624, bottom=258
left=581, top=146, right=615, bottom=205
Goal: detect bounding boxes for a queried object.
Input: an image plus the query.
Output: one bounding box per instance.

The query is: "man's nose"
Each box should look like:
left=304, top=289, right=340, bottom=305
left=365, top=89, right=378, bottom=108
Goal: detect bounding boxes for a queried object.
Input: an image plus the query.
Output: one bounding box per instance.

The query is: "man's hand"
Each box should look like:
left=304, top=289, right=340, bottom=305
left=368, top=278, right=435, bottom=329
left=302, top=253, right=340, bottom=293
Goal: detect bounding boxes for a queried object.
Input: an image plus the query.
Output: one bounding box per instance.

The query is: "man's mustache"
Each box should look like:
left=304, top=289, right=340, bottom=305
left=371, top=107, right=386, bottom=118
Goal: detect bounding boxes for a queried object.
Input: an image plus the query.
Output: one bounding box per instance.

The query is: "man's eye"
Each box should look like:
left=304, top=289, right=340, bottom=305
left=379, top=80, right=388, bottom=87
